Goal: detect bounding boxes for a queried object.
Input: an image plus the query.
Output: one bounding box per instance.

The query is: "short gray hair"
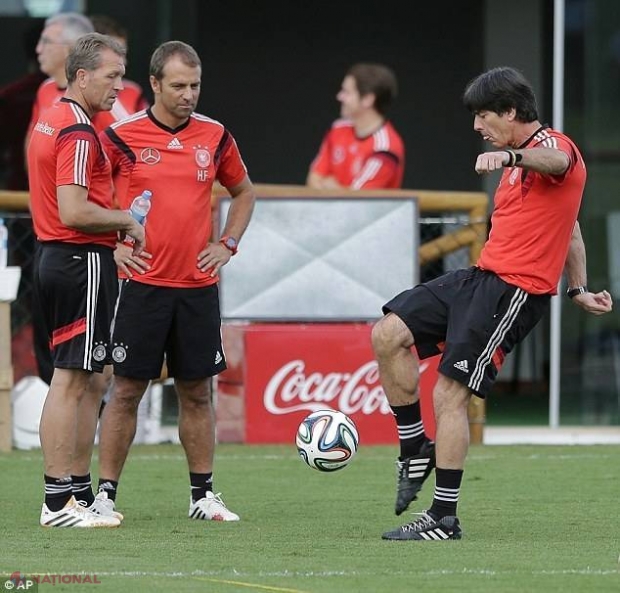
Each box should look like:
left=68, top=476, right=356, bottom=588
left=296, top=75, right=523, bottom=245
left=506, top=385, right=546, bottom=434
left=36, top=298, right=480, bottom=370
left=65, top=32, right=125, bottom=84
left=46, top=12, right=94, bottom=45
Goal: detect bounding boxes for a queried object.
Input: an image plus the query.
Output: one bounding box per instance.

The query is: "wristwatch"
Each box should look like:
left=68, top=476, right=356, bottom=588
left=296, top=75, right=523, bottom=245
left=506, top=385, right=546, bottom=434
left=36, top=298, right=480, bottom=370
left=219, top=235, right=238, bottom=255
left=566, top=286, right=587, bottom=299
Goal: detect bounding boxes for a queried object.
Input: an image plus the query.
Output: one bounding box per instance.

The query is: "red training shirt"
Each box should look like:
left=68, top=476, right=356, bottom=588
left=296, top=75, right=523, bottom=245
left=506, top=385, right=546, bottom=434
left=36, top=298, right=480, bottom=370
left=27, top=97, right=117, bottom=247
left=477, top=127, right=586, bottom=295
left=27, top=79, right=64, bottom=136
left=309, top=118, right=405, bottom=189
left=28, top=77, right=148, bottom=135
left=100, top=108, right=248, bottom=288
left=91, top=79, right=148, bottom=131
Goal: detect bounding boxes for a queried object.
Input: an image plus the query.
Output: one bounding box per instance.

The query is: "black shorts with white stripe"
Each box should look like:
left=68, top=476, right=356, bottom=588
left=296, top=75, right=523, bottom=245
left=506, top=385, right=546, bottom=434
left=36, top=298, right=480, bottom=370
left=382, top=266, right=550, bottom=398
left=37, top=241, right=117, bottom=373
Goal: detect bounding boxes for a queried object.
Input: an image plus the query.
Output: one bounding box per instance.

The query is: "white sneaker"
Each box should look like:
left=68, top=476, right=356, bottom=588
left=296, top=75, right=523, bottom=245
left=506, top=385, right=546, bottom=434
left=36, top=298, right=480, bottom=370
left=40, top=496, right=120, bottom=528
left=188, top=491, right=240, bottom=522
left=87, top=491, right=124, bottom=521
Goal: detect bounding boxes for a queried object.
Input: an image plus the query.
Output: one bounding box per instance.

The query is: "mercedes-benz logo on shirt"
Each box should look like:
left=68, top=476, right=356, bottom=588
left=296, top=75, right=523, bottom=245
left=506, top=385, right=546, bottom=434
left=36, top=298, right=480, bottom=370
left=140, top=147, right=161, bottom=165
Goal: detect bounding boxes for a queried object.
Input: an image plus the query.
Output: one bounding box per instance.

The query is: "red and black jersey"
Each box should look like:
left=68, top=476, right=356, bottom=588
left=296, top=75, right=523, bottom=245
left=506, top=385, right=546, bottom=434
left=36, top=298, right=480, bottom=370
left=93, top=80, right=149, bottom=131
left=27, top=97, right=116, bottom=247
left=478, top=127, right=586, bottom=295
left=28, top=77, right=148, bottom=135
left=100, top=108, right=248, bottom=288
left=28, top=78, right=64, bottom=136
left=309, top=119, right=405, bottom=188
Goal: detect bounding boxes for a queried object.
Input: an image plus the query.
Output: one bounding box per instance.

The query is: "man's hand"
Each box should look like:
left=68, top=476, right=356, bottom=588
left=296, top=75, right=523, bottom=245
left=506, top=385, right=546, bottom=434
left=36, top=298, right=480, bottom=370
left=573, top=289, right=613, bottom=315
left=197, top=242, right=232, bottom=277
left=475, top=151, right=510, bottom=174
left=123, top=218, right=146, bottom=256
left=114, top=242, right=152, bottom=278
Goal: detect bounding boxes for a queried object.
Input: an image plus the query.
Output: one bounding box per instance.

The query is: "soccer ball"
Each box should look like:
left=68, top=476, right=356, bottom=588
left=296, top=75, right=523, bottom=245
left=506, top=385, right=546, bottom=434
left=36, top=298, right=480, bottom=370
left=295, top=409, right=359, bottom=472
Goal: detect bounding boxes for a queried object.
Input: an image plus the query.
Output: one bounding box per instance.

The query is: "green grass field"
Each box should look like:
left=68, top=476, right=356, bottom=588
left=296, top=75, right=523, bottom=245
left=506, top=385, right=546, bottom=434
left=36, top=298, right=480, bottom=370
left=1, top=443, right=619, bottom=593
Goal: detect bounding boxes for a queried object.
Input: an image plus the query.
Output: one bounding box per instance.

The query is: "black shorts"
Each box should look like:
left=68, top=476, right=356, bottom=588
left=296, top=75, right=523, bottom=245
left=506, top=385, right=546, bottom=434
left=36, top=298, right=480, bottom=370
left=111, top=281, right=227, bottom=380
left=36, top=241, right=118, bottom=373
left=383, top=267, right=550, bottom=398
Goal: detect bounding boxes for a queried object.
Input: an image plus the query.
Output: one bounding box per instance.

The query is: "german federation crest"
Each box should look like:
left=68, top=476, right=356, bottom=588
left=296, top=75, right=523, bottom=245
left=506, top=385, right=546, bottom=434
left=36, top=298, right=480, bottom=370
left=195, top=147, right=210, bottom=168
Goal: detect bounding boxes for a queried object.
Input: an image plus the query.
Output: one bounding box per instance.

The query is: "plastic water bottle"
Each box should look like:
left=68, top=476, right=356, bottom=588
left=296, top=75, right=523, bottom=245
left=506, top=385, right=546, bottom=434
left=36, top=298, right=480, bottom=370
left=0, top=218, right=8, bottom=268
left=125, top=190, right=152, bottom=244
left=128, top=190, right=152, bottom=225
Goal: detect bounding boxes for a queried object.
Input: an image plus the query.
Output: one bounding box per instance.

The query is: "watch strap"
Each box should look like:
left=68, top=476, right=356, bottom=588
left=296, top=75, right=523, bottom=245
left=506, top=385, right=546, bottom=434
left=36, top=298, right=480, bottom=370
left=566, top=286, right=587, bottom=299
left=219, top=235, right=238, bottom=255
left=504, top=149, right=523, bottom=167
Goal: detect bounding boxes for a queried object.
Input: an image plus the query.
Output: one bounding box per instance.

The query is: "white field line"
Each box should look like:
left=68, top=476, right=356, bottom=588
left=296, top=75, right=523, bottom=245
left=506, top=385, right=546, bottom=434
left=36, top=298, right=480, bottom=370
left=2, top=568, right=619, bottom=579
left=1, top=452, right=617, bottom=463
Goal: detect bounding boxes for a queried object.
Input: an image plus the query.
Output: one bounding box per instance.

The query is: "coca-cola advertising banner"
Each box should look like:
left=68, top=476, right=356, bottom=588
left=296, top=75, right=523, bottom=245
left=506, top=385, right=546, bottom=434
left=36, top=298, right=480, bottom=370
left=225, top=324, right=438, bottom=444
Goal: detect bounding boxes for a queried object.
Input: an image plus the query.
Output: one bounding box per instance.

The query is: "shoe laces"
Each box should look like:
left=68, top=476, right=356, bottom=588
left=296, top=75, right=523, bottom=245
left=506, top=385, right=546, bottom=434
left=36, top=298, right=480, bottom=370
left=206, top=492, right=228, bottom=508
left=73, top=500, right=95, bottom=516
left=77, top=498, right=108, bottom=515
left=401, top=512, right=436, bottom=532
left=95, top=495, right=115, bottom=510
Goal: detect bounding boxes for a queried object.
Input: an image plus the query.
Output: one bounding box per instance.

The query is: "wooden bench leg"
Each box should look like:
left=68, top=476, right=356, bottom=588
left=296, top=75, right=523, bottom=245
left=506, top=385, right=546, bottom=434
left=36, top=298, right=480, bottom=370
left=0, top=302, right=14, bottom=452
left=468, top=395, right=485, bottom=445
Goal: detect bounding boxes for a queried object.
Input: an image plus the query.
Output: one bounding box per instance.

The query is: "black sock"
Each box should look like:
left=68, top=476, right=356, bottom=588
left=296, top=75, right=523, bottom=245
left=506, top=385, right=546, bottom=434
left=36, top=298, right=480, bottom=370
left=97, top=478, right=119, bottom=502
left=190, top=472, right=213, bottom=503
left=71, top=473, right=94, bottom=506
left=390, top=402, right=425, bottom=459
left=429, top=468, right=463, bottom=519
left=44, top=475, right=73, bottom=512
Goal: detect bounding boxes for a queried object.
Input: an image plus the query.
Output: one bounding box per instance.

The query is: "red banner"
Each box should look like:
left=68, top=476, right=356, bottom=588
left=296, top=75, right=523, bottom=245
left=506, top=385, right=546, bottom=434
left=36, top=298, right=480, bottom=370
left=218, top=324, right=439, bottom=444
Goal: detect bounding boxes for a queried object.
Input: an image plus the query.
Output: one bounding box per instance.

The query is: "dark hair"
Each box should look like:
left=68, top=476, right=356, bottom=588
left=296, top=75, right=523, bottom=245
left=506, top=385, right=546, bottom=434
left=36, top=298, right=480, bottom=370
left=149, top=41, right=201, bottom=80
left=347, top=63, right=398, bottom=116
left=65, top=32, right=126, bottom=84
left=89, top=14, right=128, bottom=41
left=463, top=66, right=538, bottom=122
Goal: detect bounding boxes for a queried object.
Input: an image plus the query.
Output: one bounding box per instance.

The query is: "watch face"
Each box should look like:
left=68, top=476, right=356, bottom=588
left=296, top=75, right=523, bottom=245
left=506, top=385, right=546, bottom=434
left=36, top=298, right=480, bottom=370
left=221, top=236, right=238, bottom=253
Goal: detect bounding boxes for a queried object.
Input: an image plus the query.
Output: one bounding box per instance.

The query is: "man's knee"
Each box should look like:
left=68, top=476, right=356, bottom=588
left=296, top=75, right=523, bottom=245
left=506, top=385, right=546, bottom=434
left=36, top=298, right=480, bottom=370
left=177, top=379, right=212, bottom=407
left=110, top=378, right=149, bottom=410
left=433, top=374, right=471, bottom=416
left=371, top=313, right=412, bottom=355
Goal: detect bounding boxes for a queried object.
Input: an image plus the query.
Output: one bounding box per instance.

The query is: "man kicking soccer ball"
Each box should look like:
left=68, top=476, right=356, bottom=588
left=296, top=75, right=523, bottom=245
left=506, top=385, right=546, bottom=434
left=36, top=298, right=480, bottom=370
left=372, top=66, right=612, bottom=541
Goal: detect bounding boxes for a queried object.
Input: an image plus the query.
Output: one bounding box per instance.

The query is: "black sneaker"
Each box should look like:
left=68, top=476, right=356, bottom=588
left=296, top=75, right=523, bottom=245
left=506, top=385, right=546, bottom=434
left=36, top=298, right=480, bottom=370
left=394, top=439, right=435, bottom=515
left=382, top=511, right=462, bottom=541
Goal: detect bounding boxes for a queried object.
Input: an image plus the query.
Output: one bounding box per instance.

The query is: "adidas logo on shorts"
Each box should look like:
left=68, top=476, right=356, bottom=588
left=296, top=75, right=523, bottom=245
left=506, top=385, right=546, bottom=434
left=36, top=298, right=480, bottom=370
left=215, top=351, right=223, bottom=365
left=453, top=360, right=469, bottom=373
